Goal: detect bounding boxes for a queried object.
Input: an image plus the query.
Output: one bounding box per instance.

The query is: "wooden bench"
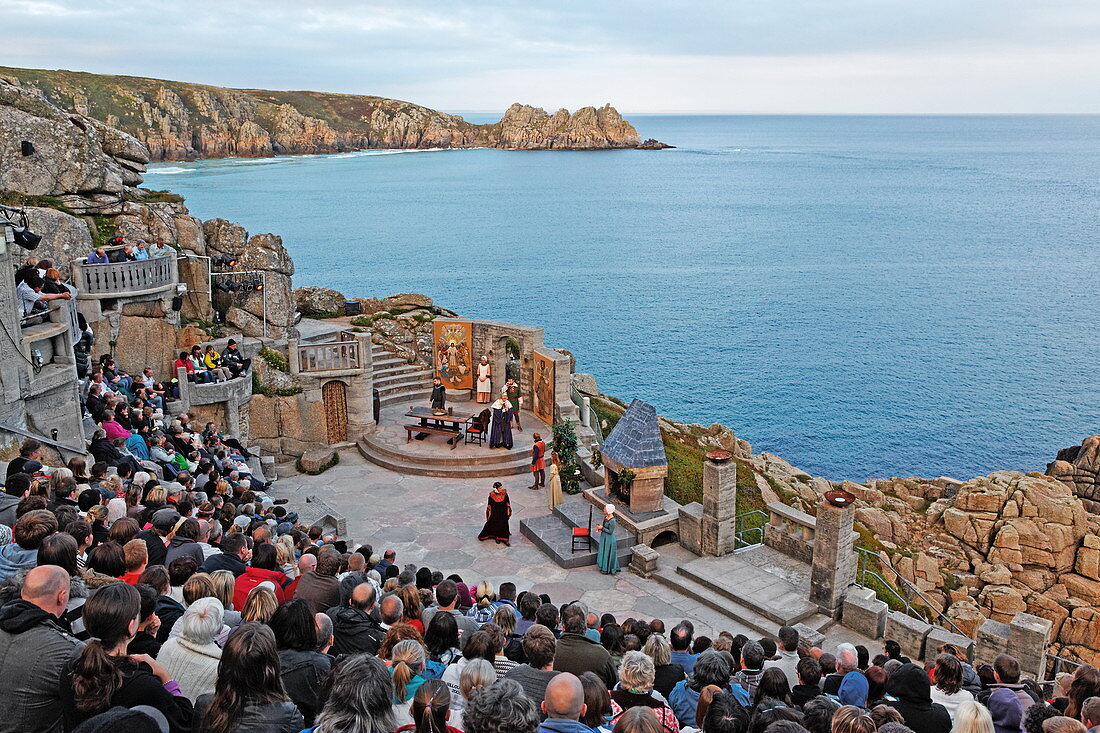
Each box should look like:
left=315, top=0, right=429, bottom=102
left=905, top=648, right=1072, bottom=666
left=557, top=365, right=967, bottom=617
left=404, top=424, right=461, bottom=449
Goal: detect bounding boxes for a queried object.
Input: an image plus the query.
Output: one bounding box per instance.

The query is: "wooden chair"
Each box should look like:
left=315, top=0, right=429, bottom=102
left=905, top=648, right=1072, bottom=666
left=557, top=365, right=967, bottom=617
left=465, top=409, right=491, bottom=446
left=571, top=505, right=595, bottom=553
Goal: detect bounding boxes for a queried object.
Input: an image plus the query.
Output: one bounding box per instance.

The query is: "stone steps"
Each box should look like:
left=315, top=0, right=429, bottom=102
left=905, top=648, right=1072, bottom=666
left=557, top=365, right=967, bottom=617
left=376, top=377, right=434, bottom=399
left=356, top=438, right=531, bottom=478
left=373, top=355, right=411, bottom=370
left=374, top=370, right=433, bottom=391
left=360, top=432, right=529, bottom=468
left=373, top=363, right=431, bottom=380
left=378, top=389, right=433, bottom=409
left=520, top=502, right=636, bottom=570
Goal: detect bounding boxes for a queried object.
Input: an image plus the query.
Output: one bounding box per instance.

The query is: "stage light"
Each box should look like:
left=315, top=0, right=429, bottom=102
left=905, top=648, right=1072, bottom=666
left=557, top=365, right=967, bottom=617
left=214, top=280, right=241, bottom=293
left=12, top=226, right=41, bottom=250
left=212, top=254, right=237, bottom=268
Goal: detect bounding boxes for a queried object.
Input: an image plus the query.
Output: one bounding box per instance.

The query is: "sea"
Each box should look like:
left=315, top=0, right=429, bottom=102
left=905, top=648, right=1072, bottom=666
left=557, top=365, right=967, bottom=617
left=146, top=114, right=1100, bottom=482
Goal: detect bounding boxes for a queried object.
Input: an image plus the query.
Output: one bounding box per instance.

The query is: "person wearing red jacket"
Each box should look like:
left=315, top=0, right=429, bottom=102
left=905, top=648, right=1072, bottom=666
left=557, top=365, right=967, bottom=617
left=231, top=544, right=288, bottom=610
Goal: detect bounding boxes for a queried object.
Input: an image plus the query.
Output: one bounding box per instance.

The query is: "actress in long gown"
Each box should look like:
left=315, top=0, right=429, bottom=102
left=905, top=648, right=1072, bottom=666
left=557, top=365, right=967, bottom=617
left=478, top=483, right=512, bottom=545
left=547, top=452, right=563, bottom=509
left=596, top=503, right=620, bottom=574
left=489, top=396, right=513, bottom=449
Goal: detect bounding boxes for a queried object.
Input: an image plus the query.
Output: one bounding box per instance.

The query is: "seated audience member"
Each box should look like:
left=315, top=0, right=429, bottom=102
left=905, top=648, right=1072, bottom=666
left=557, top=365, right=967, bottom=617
left=462, top=678, right=540, bottom=733
left=201, top=345, right=233, bottom=382
left=0, top=565, right=84, bottom=732
left=221, top=339, right=252, bottom=378
left=0, top=509, right=57, bottom=581
left=732, top=640, right=766, bottom=700
left=312, top=653, right=396, bottom=733
left=270, top=598, right=332, bottom=727
left=670, top=651, right=739, bottom=727
left=670, top=622, right=697, bottom=675
left=645, top=632, right=686, bottom=699
left=835, top=643, right=868, bottom=707
left=61, top=583, right=193, bottom=732
left=792, top=656, right=823, bottom=706
left=157, top=596, right=224, bottom=701
left=396, top=678, right=463, bottom=733
left=609, top=651, right=680, bottom=733
left=148, top=241, right=174, bottom=258
left=553, top=603, right=617, bottom=688
left=831, top=706, right=877, bottom=733
left=85, top=247, right=110, bottom=264
left=882, top=662, right=952, bottom=733
left=977, top=654, right=1043, bottom=717
left=6, top=438, right=42, bottom=478
left=989, top=688, right=1025, bottom=733
left=929, top=652, right=975, bottom=720
left=16, top=273, right=70, bottom=316
left=328, top=582, right=385, bottom=656
left=192, top=622, right=303, bottom=733
left=391, top=639, right=430, bottom=727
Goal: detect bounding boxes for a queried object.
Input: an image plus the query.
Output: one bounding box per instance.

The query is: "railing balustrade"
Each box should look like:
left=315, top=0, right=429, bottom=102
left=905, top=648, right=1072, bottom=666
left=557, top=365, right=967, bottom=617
left=70, top=256, right=178, bottom=298
left=298, top=340, right=361, bottom=372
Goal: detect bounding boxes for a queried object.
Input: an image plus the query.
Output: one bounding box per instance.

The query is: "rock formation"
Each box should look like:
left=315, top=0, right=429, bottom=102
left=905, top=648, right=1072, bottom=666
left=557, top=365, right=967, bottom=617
left=0, top=77, right=295, bottom=341
left=0, top=66, right=663, bottom=159
left=1048, top=436, right=1100, bottom=511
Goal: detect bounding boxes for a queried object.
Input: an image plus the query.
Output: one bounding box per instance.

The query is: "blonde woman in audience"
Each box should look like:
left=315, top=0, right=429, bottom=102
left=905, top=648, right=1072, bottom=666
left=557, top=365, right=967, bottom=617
left=467, top=580, right=497, bottom=624
left=274, top=541, right=296, bottom=579
left=240, top=583, right=279, bottom=623
left=832, top=706, right=877, bottom=733
left=951, top=700, right=994, bottom=733
left=391, top=639, right=429, bottom=728
left=450, top=658, right=496, bottom=731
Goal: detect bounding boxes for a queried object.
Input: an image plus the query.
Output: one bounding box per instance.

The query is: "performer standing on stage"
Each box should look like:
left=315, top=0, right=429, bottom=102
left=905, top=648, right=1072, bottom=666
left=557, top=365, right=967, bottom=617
left=505, top=378, right=524, bottom=431
left=528, top=433, right=546, bottom=491
left=476, top=356, right=492, bottom=403
left=547, top=451, right=563, bottom=509
left=489, top=393, right=513, bottom=449
left=596, top=504, right=620, bottom=574
left=430, top=377, right=446, bottom=410
left=478, top=482, right=512, bottom=546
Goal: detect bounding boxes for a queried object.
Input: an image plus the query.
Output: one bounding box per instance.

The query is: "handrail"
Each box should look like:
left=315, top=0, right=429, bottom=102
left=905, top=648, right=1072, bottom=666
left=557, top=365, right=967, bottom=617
left=854, top=545, right=968, bottom=637
left=736, top=509, right=768, bottom=550
left=0, top=422, right=88, bottom=457
left=297, top=340, right=361, bottom=372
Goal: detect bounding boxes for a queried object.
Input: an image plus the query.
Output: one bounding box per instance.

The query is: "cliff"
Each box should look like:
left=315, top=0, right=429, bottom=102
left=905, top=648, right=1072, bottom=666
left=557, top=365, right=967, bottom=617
left=0, top=66, right=661, bottom=160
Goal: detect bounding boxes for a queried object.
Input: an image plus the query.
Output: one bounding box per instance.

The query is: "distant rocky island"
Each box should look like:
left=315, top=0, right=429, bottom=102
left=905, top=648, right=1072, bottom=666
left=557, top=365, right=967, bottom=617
left=0, top=66, right=668, bottom=160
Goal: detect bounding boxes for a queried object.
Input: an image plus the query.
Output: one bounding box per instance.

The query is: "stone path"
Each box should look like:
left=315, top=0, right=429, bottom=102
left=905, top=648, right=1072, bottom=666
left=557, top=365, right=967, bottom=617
left=270, top=449, right=874, bottom=645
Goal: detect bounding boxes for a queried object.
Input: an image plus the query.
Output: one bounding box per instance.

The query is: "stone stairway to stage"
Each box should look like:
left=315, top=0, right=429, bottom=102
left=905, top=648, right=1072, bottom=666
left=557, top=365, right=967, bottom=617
left=653, top=545, right=832, bottom=637
left=520, top=496, right=636, bottom=569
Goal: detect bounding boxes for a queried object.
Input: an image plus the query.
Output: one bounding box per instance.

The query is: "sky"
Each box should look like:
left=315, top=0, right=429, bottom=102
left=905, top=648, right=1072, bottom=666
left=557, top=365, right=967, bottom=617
left=3, top=0, right=1100, bottom=113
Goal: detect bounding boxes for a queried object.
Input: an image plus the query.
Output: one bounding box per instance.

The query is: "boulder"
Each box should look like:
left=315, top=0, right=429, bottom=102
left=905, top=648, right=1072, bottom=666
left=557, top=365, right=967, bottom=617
left=381, top=292, right=433, bottom=310
left=299, top=448, right=337, bottom=473
left=572, top=372, right=600, bottom=397
left=294, top=286, right=345, bottom=316
left=1048, top=436, right=1100, bottom=506
left=978, top=584, right=1027, bottom=621
left=22, top=207, right=93, bottom=271
left=1077, top=535, right=1100, bottom=581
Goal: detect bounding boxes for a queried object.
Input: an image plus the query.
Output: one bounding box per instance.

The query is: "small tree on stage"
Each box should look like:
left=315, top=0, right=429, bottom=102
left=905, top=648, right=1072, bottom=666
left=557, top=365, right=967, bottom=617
left=552, top=420, right=582, bottom=495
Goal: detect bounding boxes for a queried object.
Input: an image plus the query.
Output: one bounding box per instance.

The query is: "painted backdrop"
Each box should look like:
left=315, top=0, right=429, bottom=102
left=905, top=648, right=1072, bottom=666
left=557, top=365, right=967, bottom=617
left=434, top=321, right=473, bottom=390
left=532, top=351, right=556, bottom=426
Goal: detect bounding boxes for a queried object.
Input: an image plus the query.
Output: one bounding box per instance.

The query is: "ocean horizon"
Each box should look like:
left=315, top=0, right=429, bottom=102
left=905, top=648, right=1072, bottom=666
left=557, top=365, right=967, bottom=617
left=147, top=114, right=1100, bottom=483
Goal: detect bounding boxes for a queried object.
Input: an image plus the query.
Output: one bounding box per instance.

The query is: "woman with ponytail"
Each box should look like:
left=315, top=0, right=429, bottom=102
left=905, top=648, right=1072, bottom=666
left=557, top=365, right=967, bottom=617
left=396, top=678, right=463, bottom=733
left=391, top=638, right=429, bottom=728
left=193, top=622, right=303, bottom=733
left=61, top=583, right=194, bottom=732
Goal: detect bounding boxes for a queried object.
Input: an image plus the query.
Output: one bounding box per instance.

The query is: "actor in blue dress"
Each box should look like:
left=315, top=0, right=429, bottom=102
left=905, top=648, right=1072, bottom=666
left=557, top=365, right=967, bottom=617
left=596, top=503, right=620, bottom=574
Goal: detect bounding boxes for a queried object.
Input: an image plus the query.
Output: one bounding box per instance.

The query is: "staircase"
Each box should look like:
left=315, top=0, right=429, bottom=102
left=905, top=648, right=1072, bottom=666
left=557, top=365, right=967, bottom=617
left=355, top=432, right=532, bottom=477
left=371, top=347, right=434, bottom=408
left=520, top=498, right=635, bottom=570
left=652, top=549, right=833, bottom=637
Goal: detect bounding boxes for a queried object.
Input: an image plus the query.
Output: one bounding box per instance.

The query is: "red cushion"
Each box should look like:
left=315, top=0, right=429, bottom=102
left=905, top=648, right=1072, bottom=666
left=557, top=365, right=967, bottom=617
left=572, top=528, right=589, bottom=536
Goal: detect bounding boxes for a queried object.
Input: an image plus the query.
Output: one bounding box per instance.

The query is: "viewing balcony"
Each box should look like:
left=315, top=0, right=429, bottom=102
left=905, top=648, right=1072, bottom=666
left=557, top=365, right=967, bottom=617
left=295, top=339, right=362, bottom=374
left=70, top=254, right=178, bottom=299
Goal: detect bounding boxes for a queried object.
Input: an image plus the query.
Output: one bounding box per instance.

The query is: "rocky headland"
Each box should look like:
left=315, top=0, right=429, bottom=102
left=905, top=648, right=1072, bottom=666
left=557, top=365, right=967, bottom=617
left=0, top=66, right=666, bottom=159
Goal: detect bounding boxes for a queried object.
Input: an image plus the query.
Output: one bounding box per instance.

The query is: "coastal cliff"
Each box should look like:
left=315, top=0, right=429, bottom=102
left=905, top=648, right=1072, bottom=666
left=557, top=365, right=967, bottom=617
left=0, top=66, right=661, bottom=159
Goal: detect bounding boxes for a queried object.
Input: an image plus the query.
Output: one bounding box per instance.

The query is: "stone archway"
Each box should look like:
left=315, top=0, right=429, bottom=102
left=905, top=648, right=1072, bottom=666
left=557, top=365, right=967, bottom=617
left=322, top=380, right=349, bottom=444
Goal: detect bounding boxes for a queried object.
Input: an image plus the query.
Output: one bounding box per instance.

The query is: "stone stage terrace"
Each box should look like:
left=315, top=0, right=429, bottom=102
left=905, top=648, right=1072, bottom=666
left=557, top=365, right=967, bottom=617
left=270, top=449, right=875, bottom=645
left=357, top=398, right=552, bottom=479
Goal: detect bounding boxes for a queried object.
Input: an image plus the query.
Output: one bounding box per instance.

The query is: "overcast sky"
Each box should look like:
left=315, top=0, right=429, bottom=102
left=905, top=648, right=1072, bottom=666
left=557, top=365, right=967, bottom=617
left=3, top=0, right=1100, bottom=113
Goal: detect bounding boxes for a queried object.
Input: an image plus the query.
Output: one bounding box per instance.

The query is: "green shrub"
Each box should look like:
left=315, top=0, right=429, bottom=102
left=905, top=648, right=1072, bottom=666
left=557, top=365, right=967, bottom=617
left=259, top=347, right=288, bottom=371
left=181, top=317, right=224, bottom=339
left=303, top=311, right=341, bottom=320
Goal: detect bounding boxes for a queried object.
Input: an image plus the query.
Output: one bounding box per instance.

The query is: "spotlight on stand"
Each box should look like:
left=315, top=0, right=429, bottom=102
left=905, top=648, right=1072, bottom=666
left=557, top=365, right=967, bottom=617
left=13, top=226, right=42, bottom=251
left=212, top=254, right=237, bottom=268
left=2, top=208, right=42, bottom=250
left=214, top=280, right=241, bottom=293
left=247, top=279, right=263, bottom=292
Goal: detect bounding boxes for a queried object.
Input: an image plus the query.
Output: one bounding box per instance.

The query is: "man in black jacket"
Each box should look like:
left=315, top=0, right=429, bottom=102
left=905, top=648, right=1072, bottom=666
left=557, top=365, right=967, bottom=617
left=200, top=532, right=250, bottom=576
left=136, top=508, right=179, bottom=567
left=221, top=340, right=252, bottom=378
left=0, top=565, right=85, bottom=733
left=326, top=582, right=384, bottom=657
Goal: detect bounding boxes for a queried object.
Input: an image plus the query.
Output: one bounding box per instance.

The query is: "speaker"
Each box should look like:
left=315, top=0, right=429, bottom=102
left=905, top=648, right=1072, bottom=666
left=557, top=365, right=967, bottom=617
left=20, top=141, right=35, bottom=157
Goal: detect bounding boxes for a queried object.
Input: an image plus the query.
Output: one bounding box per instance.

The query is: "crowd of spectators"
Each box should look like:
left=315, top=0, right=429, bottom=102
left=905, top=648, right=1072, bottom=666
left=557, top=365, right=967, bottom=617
left=0, top=439, right=1092, bottom=733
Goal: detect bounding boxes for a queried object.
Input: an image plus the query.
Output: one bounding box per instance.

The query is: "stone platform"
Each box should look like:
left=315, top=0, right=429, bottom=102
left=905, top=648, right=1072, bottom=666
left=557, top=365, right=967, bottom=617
left=653, top=545, right=832, bottom=636
left=581, top=487, right=681, bottom=546
left=357, top=398, right=552, bottom=479
left=520, top=497, right=636, bottom=569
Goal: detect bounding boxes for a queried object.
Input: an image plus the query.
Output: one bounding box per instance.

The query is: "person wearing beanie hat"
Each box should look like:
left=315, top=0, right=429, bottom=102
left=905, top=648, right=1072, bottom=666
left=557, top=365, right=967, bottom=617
left=221, top=339, right=251, bottom=378
left=989, top=687, right=1024, bottom=733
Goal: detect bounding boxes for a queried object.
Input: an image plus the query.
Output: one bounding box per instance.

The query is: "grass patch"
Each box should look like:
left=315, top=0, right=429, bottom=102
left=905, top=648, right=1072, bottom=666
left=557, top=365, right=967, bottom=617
left=90, top=214, right=117, bottom=247
left=0, top=192, right=75, bottom=214
left=181, top=317, right=224, bottom=339
left=303, top=311, right=342, bottom=320
left=251, top=372, right=303, bottom=397
left=296, top=452, right=339, bottom=475
left=129, top=188, right=185, bottom=204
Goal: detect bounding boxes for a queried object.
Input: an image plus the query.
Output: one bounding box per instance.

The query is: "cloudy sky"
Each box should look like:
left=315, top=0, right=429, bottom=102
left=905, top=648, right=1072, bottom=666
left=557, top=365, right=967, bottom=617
left=3, top=0, right=1099, bottom=113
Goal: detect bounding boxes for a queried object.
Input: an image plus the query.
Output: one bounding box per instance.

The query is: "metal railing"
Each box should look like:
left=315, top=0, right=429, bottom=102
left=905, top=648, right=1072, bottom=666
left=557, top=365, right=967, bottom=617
left=735, top=510, right=768, bottom=550
left=854, top=545, right=968, bottom=637
left=71, top=255, right=177, bottom=298
left=569, top=385, right=604, bottom=443
left=298, top=340, right=361, bottom=372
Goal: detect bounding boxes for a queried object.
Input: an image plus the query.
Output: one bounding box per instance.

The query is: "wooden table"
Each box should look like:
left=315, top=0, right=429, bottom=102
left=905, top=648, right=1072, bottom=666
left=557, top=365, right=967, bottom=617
left=404, top=407, right=474, bottom=448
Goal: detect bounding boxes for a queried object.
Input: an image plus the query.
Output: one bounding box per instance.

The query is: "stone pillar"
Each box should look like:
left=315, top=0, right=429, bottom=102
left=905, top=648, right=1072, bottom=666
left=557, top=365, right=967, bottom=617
left=701, top=458, right=737, bottom=556
left=810, top=501, right=857, bottom=617
left=288, top=338, right=301, bottom=374
left=1009, top=612, right=1053, bottom=681
left=582, top=396, right=591, bottom=428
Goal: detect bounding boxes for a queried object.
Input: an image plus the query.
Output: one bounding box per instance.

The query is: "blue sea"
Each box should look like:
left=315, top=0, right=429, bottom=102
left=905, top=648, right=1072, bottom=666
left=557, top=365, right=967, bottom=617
left=147, top=115, right=1100, bottom=482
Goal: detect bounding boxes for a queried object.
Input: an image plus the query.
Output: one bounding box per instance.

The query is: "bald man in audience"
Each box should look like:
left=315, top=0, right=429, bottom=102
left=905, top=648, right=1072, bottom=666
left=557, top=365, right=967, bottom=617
left=285, top=552, right=318, bottom=598
left=0, top=565, right=85, bottom=733
left=539, top=672, right=589, bottom=733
